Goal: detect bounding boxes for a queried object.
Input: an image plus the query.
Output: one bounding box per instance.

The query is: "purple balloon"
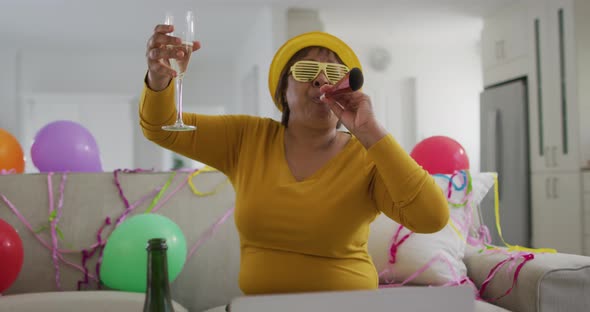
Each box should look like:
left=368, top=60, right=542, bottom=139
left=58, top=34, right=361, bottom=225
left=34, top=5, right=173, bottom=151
left=31, top=120, right=102, bottom=172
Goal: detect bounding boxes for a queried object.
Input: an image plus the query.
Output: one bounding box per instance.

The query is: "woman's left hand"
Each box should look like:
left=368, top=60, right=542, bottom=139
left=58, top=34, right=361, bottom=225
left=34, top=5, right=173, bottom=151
left=319, top=85, right=376, bottom=133
left=319, top=85, right=386, bottom=148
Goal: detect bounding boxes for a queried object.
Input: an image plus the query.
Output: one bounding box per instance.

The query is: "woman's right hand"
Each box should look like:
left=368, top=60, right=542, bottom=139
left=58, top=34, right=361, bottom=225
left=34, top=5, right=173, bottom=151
left=145, top=24, right=201, bottom=91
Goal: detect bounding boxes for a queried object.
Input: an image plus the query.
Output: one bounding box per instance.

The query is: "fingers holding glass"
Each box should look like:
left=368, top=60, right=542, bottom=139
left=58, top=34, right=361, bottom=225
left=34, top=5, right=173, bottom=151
left=146, top=27, right=181, bottom=81
left=164, top=11, right=195, bottom=78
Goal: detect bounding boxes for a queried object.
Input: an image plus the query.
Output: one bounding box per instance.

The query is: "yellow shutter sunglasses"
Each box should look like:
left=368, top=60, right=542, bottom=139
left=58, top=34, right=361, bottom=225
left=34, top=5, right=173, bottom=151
left=289, top=61, right=350, bottom=84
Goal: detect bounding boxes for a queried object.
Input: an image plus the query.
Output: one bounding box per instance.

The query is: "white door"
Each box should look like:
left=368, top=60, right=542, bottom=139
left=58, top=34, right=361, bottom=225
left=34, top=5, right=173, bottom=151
left=21, top=94, right=135, bottom=173
left=546, top=0, right=580, bottom=171
left=527, top=1, right=553, bottom=172
left=530, top=0, right=580, bottom=172
left=540, top=0, right=564, bottom=171
left=532, top=171, right=583, bottom=254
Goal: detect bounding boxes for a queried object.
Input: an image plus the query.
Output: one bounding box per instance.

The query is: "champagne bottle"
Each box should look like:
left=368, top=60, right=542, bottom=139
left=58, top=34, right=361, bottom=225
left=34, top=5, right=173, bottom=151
left=143, top=238, right=175, bottom=312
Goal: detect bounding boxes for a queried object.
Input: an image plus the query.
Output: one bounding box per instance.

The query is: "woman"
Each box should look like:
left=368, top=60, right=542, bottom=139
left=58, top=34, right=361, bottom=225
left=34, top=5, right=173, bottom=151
left=141, top=28, right=448, bottom=294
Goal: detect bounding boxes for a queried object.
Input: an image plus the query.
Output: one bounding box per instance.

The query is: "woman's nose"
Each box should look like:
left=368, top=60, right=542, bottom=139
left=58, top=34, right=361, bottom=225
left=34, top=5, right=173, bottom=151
left=312, top=71, right=330, bottom=88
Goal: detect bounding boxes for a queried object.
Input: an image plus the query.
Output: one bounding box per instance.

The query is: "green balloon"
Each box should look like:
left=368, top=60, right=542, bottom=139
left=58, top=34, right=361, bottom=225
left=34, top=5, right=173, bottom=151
left=101, top=213, right=187, bottom=292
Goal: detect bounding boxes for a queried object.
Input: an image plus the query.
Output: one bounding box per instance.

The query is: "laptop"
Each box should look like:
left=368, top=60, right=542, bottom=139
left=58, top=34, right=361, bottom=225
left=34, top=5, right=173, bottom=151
left=228, top=285, right=475, bottom=312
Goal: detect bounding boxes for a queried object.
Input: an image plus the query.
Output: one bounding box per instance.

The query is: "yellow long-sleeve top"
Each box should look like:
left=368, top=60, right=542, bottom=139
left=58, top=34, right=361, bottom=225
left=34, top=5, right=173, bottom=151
left=139, top=81, right=449, bottom=295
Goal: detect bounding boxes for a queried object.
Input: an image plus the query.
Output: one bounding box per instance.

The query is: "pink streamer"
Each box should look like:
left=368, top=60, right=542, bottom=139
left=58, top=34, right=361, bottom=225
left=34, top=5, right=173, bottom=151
left=0, top=175, right=163, bottom=288
left=388, top=224, right=413, bottom=265
left=0, top=194, right=56, bottom=254
left=379, top=254, right=481, bottom=301
left=78, top=217, right=112, bottom=290
left=113, top=169, right=149, bottom=209
left=379, top=253, right=468, bottom=290
left=76, top=169, right=169, bottom=287
left=78, top=249, right=91, bottom=290
left=505, top=251, right=525, bottom=279
left=467, top=224, right=492, bottom=247
left=381, top=171, right=472, bottom=285
left=0, top=193, right=93, bottom=281
left=113, top=168, right=153, bottom=208
left=95, top=217, right=111, bottom=289
left=54, top=187, right=161, bottom=253
left=1, top=168, right=238, bottom=291
left=187, top=207, right=235, bottom=260
left=379, top=170, right=533, bottom=303
left=113, top=169, right=131, bottom=209
left=114, top=187, right=162, bottom=227
left=0, top=169, right=16, bottom=175
left=47, top=173, right=60, bottom=290
left=441, top=171, right=537, bottom=302
left=478, top=253, right=535, bottom=301
left=47, top=173, right=68, bottom=290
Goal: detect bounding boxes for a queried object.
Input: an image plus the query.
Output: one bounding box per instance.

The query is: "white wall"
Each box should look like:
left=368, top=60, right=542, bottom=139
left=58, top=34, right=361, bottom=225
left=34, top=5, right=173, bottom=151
left=1, top=5, right=486, bottom=173
left=0, top=49, right=20, bottom=139
left=184, top=59, right=239, bottom=114
left=233, top=6, right=345, bottom=119
left=395, top=41, right=482, bottom=172
left=0, top=42, right=241, bottom=172
left=21, top=93, right=136, bottom=173
left=322, top=13, right=484, bottom=171
left=18, top=49, right=145, bottom=95
left=235, top=6, right=287, bottom=120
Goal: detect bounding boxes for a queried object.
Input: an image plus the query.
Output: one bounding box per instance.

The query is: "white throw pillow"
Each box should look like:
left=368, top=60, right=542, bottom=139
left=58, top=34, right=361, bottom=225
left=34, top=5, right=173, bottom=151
left=368, top=171, right=495, bottom=286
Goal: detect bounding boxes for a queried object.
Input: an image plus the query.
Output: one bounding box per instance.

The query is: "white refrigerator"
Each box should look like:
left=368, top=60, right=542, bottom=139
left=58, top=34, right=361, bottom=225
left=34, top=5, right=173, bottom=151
left=479, top=78, right=531, bottom=248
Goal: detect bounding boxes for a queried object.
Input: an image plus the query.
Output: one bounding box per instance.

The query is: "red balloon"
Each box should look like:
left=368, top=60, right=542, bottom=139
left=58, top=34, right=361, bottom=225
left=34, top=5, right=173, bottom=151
left=0, top=218, right=24, bottom=293
left=410, top=136, right=470, bottom=175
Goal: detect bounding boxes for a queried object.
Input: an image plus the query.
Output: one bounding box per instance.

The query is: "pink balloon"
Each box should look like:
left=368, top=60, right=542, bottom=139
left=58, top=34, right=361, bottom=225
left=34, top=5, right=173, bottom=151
left=410, top=136, right=469, bottom=175
left=0, top=218, right=24, bottom=293
left=31, top=120, right=102, bottom=173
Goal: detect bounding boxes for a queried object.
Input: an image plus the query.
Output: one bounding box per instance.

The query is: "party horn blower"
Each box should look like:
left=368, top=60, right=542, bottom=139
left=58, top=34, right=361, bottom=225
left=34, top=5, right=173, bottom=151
left=323, top=67, right=364, bottom=97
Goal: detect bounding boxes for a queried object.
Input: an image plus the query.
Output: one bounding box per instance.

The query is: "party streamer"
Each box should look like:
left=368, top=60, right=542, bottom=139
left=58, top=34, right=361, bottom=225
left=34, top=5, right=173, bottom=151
left=145, top=171, right=177, bottom=213
left=189, top=166, right=229, bottom=196
left=47, top=173, right=68, bottom=290
left=379, top=170, right=555, bottom=304
left=478, top=252, right=535, bottom=301
left=380, top=171, right=474, bottom=290
left=0, top=167, right=230, bottom=292
left=490, top=173, right=556, bottom=254
left=187, top=207, right=235, bottom=260
left=1, top=170, right=173, bottom=289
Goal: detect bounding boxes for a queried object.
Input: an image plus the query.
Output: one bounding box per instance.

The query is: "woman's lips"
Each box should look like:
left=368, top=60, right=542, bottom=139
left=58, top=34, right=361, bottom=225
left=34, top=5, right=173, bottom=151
left=312, top=96, right=323, bottom=104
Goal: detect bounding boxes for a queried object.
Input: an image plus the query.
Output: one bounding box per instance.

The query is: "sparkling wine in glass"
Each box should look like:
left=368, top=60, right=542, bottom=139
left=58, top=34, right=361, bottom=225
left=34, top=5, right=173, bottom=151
left=162, top=11, right=196, bottom=131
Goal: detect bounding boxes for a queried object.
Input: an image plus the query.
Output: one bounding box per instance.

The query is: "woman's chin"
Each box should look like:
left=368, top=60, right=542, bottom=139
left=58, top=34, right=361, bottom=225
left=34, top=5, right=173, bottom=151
left=313, top=108, right=333, bottom=119
left=298, top=106, right=338, bottom=128
left=313, top=112, right=339, bottom=127
left=314, top=103, right=333, bottom=116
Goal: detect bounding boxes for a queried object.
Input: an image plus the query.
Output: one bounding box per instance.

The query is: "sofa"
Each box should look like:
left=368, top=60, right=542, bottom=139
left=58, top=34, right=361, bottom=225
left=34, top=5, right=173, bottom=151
left=0, top=171, right=589, bottom=312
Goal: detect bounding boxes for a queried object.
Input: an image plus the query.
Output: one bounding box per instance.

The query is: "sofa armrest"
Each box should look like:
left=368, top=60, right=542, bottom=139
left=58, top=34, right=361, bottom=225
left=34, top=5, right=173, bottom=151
left=465, top=250, right=590, bottom=312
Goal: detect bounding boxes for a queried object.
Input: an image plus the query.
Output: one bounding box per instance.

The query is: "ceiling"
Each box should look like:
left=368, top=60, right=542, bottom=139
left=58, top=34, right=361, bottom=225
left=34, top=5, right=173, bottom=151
left=0, top=0, right=518, bottom=59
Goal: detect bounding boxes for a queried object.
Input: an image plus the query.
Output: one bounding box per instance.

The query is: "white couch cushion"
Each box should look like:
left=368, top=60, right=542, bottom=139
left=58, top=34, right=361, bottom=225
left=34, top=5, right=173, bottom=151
left=465, top=251, right=590, bottom=312
left=369, top=171, right=495, bottom=286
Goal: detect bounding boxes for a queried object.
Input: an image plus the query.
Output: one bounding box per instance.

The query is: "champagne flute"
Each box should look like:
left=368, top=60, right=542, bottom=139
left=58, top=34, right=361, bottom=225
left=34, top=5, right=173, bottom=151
left=162, top=10, right=196, bottom=131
